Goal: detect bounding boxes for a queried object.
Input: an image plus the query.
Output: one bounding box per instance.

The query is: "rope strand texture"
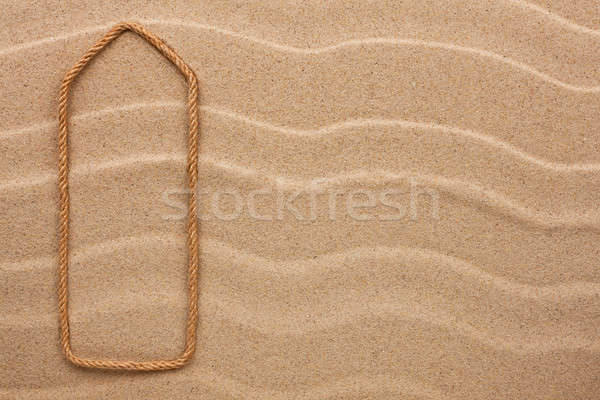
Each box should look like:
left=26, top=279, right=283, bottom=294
left=57, top=22, right=200, bottom=371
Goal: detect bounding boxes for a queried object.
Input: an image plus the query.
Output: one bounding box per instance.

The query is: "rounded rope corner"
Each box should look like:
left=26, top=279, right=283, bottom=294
left=57, top=22, right=200, bottom=371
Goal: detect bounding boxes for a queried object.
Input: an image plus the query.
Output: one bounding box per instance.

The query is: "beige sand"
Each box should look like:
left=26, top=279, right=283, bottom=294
left=1, top=0, right=599, bottom=398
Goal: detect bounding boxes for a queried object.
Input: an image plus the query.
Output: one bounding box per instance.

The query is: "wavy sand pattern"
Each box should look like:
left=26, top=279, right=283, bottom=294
left=1, top=1, right=599, bottom=399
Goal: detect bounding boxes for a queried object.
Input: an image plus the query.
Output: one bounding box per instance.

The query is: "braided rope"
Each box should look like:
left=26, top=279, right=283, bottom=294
left=57, top=22, right=200, bottom=371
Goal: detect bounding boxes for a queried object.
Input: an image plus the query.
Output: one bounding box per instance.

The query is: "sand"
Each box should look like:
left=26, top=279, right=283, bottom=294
left=1, top=0, right=600, bottom=398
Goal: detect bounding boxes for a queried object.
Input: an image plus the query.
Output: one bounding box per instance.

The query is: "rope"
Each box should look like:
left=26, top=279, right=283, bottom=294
left=57, top=22, right=200, bottom=371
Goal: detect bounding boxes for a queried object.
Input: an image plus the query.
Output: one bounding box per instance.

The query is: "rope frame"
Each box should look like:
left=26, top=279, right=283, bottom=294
left=57, top=22, right=200, bottom=371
